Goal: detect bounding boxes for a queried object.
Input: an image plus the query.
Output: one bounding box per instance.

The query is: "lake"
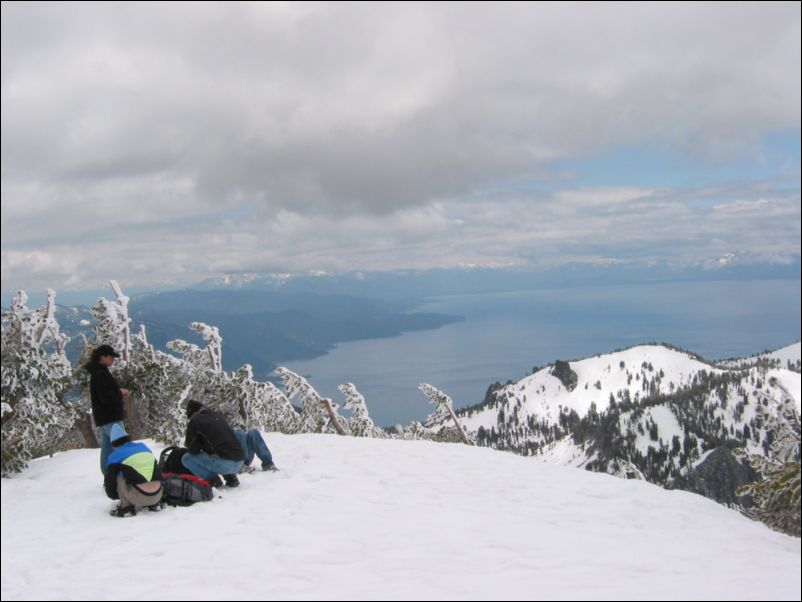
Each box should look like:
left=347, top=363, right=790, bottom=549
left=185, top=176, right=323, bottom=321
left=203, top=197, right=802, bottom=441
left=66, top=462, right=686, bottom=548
left=282, top=279, right=801, bottom=427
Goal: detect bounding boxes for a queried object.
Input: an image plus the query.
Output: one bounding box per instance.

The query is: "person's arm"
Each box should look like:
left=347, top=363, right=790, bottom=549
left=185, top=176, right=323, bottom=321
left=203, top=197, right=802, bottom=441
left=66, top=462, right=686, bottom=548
left=185, top=420, right=202, bottom=454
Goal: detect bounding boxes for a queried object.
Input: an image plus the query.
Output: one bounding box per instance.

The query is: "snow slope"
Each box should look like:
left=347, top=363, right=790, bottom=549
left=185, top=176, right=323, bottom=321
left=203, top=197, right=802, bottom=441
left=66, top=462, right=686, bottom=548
left=719, top=342, right=801, bottom=369
left=767, top=368, right=802, bottom=412
left=2, top=433, right=799, bottom=601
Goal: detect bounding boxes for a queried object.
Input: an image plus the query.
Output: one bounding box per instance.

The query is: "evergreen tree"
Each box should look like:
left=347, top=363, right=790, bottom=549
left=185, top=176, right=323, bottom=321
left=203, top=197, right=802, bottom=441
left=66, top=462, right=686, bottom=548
left=418, top=383, right=472, bottom=445
left=339, top=382, right=383, bottom=438
left=1, top=290, right=74, bottom=474
left=735, top=381, right=801, bottom=537
left=259, top=380, right=304, bottom=434
left=126, top=299, right=305, bottom=437
left=92, top=280, right=132, bottom=360
left=126, top=325, right=192, bottom=446
left=276, top=367, right=346, bottom=434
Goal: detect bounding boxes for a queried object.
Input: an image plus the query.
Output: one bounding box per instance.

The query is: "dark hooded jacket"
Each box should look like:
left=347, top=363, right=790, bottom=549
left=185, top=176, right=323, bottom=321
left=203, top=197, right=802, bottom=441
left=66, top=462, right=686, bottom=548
left=184, top=408, right=245, bottom=461
left=84, top=361, right=124, bottom=427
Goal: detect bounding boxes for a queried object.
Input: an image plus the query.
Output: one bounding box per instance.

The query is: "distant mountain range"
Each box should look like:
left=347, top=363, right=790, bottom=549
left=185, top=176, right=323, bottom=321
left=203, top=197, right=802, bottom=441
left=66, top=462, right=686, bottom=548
left=5, top=256, right=799, bottom=309
left=438, top=341, right=800, bottom=509
left=187, top=257, right=801, bottom=300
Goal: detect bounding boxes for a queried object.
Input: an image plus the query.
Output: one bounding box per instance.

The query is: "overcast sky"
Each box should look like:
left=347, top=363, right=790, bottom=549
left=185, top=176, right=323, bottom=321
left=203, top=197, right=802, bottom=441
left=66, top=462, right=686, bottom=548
left=2, top=2, right=800, bottom=297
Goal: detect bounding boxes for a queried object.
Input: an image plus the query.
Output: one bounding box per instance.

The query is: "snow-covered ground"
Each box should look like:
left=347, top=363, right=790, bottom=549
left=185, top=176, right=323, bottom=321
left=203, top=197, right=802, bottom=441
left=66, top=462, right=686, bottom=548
left=767, top=368, right=802, bottom=412
left=2, top=433, right=799, bottom=601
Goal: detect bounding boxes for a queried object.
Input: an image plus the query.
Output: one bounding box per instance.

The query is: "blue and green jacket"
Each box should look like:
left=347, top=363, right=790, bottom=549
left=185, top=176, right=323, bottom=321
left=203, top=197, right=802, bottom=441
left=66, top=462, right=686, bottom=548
left=104, top=441, right=162, bottom=500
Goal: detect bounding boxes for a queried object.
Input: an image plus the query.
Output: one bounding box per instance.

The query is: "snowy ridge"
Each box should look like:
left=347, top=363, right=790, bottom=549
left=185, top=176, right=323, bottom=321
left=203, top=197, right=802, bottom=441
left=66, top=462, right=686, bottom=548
left=1, top=433, right=799, bottom=600
left=718, top=341, right=801, bottom=370
left=454, top=343, right=800, bottom=485
left=462, top=345, right=719, bottom=430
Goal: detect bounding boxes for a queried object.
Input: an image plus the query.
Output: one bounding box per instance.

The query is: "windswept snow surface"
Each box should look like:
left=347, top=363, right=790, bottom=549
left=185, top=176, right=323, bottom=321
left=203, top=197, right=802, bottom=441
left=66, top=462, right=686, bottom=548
left=2, top=434, right=799, bottom=601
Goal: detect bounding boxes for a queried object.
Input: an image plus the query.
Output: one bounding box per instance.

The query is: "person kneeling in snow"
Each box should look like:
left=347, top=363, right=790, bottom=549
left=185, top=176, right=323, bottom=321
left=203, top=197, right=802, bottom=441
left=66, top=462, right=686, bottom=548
left=183, top=400, right=245, bottom=488
left=104, top=424, right=164, bottom=517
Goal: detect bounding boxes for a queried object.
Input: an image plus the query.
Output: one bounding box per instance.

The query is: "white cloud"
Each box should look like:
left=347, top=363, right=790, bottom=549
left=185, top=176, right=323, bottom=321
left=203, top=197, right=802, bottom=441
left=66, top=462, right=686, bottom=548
left=6, top=182, right=798, bottom=293
left=1, top=2, right=799, bottom=292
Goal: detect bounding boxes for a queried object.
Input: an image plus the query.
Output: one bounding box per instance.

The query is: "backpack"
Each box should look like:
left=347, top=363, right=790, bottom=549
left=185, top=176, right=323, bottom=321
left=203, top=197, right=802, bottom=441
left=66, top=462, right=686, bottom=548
left=160, top=473, right=215, bottom=507
left=158, top=445, right=190, bottom=475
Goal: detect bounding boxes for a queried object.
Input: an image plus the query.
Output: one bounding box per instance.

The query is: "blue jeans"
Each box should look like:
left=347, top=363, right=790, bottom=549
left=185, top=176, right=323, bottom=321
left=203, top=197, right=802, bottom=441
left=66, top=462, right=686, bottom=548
left=100, top=421, right=125, bottom=476
left=234, top=428, right=274, bottom=468
left=181, top=451, right=243, bottom=480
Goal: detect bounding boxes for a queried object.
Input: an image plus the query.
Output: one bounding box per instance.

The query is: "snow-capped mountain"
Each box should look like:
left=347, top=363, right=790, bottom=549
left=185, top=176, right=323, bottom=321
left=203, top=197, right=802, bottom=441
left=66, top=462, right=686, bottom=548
left=189, top=272, right=292, bottom=290
left=450, top=342, right=801, bottom=504
left=463, top=344, right=723, bottom=429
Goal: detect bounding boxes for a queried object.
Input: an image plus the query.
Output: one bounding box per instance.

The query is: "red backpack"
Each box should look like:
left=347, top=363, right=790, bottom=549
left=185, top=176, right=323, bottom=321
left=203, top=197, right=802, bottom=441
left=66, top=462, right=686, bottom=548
left=158, top=446, right=214, bottom=506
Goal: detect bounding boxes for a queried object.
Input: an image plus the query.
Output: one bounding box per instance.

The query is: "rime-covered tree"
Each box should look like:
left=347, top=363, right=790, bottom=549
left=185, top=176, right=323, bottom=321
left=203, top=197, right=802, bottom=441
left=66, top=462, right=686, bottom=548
left=166, top=323, right=238, bottom=426
left=1, top=290, right=74, bottom=474
left=92, top=280, right=132, bottom=360
left=339, top=382, right=384, bottom=438
left=166, top=324, right=302, bottom=434
left=260, top=380, right=304, bottom=434
left=399, top=420, right=432, bottom=441
left=735, top=380, right=801, bottom=537
left=193, top=365, right=268, bottom=430
left=227, top=366, right=302, bottom=434
left=418, top=383, right=473, bottom=445
left=166, top=326, right=349, bottom=437
left=277, top=367, right=346, bottom=434
left=189, top=322, right=223, bottom=373
left=126, top=325, right=192, bottom=445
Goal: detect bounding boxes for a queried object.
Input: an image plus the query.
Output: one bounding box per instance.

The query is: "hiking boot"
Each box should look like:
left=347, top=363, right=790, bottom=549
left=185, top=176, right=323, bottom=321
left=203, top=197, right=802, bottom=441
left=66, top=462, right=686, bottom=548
left=223, top=474, right=240, bottom=488
left=239, top=463, right=256, bottom=474
left=262, top=462, right=279, bottom=472
left=110, top=505, right=137, bottom=518
left=208, top=475, right=223, bottom=488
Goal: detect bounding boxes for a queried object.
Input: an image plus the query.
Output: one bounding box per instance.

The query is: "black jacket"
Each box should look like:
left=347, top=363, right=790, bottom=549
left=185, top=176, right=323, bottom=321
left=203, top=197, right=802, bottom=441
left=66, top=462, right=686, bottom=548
left=84, top=361, right=124, bottom=427
left=184, top=409, right=245, bottom=461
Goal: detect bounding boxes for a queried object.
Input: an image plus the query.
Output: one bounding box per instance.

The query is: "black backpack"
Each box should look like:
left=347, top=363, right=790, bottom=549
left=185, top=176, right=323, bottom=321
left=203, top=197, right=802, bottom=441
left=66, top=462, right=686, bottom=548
left=158, top=445, right=190, bottom=475
left=160, top=473, right=215, bottom=506
left=158, top=446, right=214, bottom=507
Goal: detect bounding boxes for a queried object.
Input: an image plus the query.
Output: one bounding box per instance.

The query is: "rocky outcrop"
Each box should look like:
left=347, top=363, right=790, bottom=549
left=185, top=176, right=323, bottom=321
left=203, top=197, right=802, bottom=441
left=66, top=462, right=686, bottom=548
left=551, top=360, right=578, bottom=392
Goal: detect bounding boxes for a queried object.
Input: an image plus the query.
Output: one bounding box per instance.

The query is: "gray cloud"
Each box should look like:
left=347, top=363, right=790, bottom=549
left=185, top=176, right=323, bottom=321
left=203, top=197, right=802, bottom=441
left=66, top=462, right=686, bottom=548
left=1, top=2, right=800, bottom=292
left=4, top=182, right=798, bottom=294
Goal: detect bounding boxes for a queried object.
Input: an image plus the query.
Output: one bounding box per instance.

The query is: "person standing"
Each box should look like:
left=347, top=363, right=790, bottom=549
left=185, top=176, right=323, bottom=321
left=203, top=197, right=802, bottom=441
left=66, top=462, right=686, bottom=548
left=85, top=344, right=129, bottom=476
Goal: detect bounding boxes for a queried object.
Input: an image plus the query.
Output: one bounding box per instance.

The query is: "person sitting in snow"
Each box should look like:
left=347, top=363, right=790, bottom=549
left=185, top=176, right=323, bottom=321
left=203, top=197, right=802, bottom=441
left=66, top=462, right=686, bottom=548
left=104, top=424, right=164, bottom=517
left=236, top=426, right=279, bottom=474
left=182, top=400, right=245, bottom=488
